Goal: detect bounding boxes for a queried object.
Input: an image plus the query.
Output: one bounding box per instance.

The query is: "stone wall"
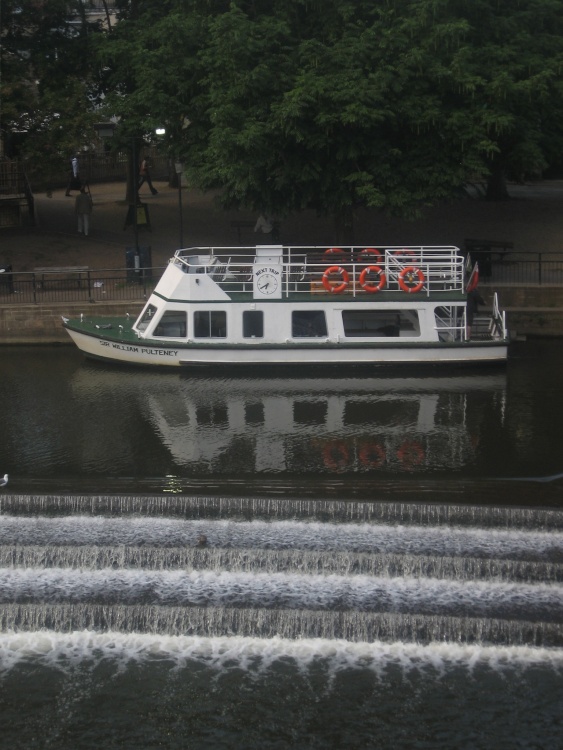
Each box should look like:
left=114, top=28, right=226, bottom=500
left=0, top=301, right=133, bottom=344
left=0, top=288, right=562, bottom=344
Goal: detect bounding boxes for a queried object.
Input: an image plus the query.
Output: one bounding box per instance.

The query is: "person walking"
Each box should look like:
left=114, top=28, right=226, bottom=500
left=75, top=186, right=93, bottom=236
left=466, top=288, right=485, bottom=339
left=65, top=154, right=81, bottom=196
left=138, top=155, right=158, bottom=195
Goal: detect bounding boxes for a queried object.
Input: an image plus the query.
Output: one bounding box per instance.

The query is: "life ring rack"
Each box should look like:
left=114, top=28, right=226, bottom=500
left=359, top=442, right=386, bottom=468
left=359, top=265, right=387, bottom=293
left=396, top=440, right=425, bottom=469
left=324, top=247, right=345, bottom=260
left=322, top=265, right=349, bottom=293
left=323, top=441, right=350, bottom=470
left=398, top=266, right=425, bottom=294
left=358, top=247, right=383, bottom=262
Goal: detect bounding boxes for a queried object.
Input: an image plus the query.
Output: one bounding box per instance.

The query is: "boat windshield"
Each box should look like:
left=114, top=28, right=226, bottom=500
left=136, top=304, right=157, bottom=333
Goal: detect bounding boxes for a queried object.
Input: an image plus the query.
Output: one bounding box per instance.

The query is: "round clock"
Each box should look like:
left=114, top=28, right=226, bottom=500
left=257, top=272, right=279, bottom=295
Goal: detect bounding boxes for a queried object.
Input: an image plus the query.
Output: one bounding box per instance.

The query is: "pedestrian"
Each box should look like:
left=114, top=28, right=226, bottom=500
left=254, top=213, right=273, bottom=236
left=75, top=186, right=92, bottom=236
left=65, top=154, right=81, bottom=196
left=138, top=155, right=158, bottom=195
left=466, top=288, right=485, bottom=339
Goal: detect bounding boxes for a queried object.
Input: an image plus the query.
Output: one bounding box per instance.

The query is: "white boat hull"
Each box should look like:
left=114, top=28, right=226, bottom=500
left=65, top=328, right=507, bottom=368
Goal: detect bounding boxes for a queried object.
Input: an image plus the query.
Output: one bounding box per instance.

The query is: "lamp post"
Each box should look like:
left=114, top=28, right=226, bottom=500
left=175, top=161, right=184, bottom=249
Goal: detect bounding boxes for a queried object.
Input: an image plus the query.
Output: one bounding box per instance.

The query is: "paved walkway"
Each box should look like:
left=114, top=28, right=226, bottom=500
left=2, top=178, right=563, bottom=274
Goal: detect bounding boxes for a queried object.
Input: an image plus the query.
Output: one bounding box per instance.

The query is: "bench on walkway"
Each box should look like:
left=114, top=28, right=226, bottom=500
left=230, top=220, right=256, bottom=243
left=33, top=266, right=90, bottom=289
left=465, top=239, right=514, bottom=277
left=465, top=239, right=514, bottom=256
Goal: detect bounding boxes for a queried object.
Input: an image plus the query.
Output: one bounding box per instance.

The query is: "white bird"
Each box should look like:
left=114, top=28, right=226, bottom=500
left=0, top=474, right=8, bottom=487
left=80, top=313, right=84, bottom=323
left=61, top=316, right=69, bottom=324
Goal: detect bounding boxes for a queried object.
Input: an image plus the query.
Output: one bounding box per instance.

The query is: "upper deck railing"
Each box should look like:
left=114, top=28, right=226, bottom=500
left=174, top=245, right=466, bottom=297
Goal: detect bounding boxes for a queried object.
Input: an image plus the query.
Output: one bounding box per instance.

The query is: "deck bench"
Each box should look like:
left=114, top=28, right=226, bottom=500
left=230, top=220, right=256, bottom=243
left=465, top=239, right=514, bottom=277
left=33, top=266, right=90, bottom=290
left=230, top=219, right=281, bottom=243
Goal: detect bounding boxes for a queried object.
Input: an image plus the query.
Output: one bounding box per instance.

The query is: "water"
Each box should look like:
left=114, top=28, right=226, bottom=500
left=0, top=341, right=562, bottom=748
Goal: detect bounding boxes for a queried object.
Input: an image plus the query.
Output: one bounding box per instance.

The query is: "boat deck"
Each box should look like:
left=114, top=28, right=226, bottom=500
left=174, top=245, right=466, bottom=299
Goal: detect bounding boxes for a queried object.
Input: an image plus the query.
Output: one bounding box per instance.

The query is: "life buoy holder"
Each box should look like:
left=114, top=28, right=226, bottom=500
left=358, top=247, right=383, bottom=262
left=322, top=265, right=349, bottom=293
left=359, top=442, right=386, bottom=468
left=398, top=266, right=425, bottom=293
left=359, top=265, right=387, bottom=293
left=323, top=441, right=350, bottom=471
left=396, top=440, right=425, bottom=469
left=392, top=249, right=417, bottom=259
left=324, top=247, right=345, bottom=260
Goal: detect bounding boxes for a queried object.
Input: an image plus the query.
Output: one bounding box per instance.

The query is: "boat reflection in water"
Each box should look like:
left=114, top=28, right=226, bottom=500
left=148, top=374, right=506, bottom=476
left=72, top=367, right=507, bottom=478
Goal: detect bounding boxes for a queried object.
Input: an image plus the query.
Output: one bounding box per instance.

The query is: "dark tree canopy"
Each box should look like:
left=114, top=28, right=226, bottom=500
left=0, top=0, right=102, bottom=178
left=4, top=0, right=563, bottom=229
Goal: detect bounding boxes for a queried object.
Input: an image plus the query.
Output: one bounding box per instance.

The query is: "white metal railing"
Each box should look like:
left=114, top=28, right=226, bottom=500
left=173, top=245, right=465, bottom=297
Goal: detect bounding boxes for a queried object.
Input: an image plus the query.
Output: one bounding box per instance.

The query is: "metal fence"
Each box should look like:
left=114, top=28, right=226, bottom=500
left=478, top=254, right=563, bottom=286
left=2, top=254, right=563, bottom=306
left=0, top=266, right=165, bottom=305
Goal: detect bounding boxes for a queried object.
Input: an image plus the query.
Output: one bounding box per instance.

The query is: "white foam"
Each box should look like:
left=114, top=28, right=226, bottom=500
left=0, top=631, right=561, bottom=676
left=0, top=568, right=561, bottom=618
left=0, top=516, right=561, bottom=558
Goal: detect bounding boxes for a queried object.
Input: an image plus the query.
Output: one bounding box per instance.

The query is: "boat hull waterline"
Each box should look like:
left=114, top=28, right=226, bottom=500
left=64, top=326, right=507, bottom=367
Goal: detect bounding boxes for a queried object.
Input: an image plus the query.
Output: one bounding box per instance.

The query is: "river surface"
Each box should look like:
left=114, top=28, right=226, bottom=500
left=0, top=341, right=562, bottom=748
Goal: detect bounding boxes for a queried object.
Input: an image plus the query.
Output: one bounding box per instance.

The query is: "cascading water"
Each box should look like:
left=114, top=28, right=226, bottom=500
left=1, top=496, right=562, bottom=643
left=0, top=495, right=562, bottom=747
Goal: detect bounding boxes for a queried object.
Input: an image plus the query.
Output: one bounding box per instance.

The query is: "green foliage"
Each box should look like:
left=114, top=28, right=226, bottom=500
left=1, top=0, right=102, bottom=179
left=4, top=0, right=563, bottom=223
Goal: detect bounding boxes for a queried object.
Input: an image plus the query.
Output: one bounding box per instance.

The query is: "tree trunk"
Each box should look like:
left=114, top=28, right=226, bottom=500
left=486, top=155, right=509, bottom=201
left=333, top=206, right=355, bottom=245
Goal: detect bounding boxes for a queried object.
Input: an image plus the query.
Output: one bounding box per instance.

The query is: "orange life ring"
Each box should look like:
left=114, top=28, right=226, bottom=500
left=358, top=247, right=383, bottom=262
left=359, top=265, right=387, bottom=293
left=322, top=265, right=349, bottom=293
left=398, top=266, right=425, bottom=293
left=324, top=247, right=345, bottom=260
left=396, top=440, right=425, bottom=469
left=323, top=441, right=350, bottom=470
left=359, top=442, right=386, bottom=468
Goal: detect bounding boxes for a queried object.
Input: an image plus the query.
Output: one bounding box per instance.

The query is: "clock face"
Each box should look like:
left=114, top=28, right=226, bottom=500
left=257, top=272, right=279, bottom=295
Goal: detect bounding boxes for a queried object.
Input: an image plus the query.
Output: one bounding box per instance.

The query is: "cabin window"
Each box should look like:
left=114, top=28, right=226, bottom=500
left=342, top=310, right=420, bottom=337
left=243, top=310, right=264, bottom=338
left=245, top=402, right=265, bottom=425
left=137, top=304, right=157, bottom=333
left=292, top=311, right=328, bottom=338
left=293, top=400, right=328, bottom=425
left=194, top=310, right=227, bottom=338
left=153, top=310, right=187, bottom=338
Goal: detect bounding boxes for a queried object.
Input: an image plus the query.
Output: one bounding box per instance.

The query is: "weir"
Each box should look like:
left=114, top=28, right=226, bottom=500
left=0, top=494, right=561, bottom=648
left=1, top=545, right=561, bottom=583
left=2, top=495, right=563, bottom=529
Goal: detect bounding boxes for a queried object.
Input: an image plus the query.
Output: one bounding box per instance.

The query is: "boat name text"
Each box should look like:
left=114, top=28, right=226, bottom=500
left=100, top=341, right=178, bottom=357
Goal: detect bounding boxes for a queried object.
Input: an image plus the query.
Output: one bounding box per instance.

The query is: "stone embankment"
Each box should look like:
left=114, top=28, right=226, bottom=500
left=0, top=287, right=562, bottom=344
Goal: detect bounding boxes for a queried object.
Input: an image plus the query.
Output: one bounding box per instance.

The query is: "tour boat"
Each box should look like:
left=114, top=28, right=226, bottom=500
left=62, top=244, right=509, bottom=368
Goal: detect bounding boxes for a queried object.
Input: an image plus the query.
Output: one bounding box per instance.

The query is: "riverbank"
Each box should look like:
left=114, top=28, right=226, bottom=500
left=1, top=179, right=563, bottom=340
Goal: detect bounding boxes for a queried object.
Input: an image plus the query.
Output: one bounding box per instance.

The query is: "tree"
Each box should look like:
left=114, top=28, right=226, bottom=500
left=0, top=0, right=103, bottom=185
left=72, top=1, right=563, bottom=231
